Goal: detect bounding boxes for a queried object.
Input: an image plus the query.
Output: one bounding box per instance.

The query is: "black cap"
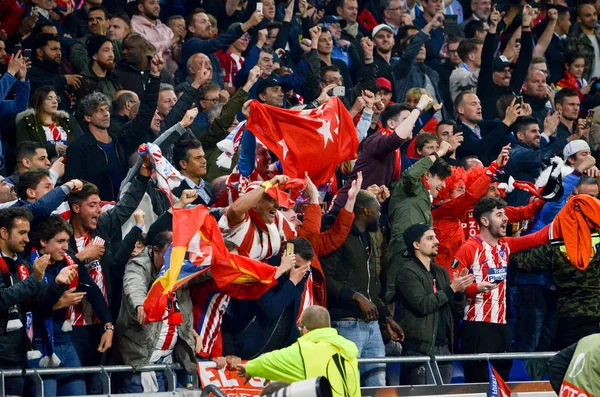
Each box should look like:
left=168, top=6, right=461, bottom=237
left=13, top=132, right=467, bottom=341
left=321, top=15, right=347, bottom=29
left=403, top=223, right=433, bottom=255
left=87, top=35, right=112, bottom=59
left=493, top=55, right=512, bottom=72
left=256, top=78, right=282, bottom=95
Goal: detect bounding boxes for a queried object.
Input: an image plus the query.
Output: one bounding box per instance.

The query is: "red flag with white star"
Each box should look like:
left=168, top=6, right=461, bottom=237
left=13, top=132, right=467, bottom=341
left=246, top=97, right=359, bottom=185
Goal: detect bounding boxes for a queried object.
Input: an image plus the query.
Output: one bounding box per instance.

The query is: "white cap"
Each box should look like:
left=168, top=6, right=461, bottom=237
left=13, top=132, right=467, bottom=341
left=563, top=139, right=590, bottom=159
left=372, top=24, right=394, bottom=38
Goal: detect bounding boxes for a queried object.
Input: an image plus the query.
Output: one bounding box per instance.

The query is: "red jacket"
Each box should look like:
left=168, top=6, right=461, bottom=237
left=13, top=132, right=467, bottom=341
left=297, top=204, right=354, bottom=308
left=0, top=0, right=24, bottom=37
left=433, top=172, right=491, bottom=276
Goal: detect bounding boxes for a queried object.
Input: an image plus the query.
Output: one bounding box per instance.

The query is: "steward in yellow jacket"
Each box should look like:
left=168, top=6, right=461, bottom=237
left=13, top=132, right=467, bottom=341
left=238, top=306, right=361, bottom=397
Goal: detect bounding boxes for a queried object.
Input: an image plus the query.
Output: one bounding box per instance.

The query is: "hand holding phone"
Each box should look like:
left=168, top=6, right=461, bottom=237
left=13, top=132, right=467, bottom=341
left=256, top=2, right=263, bottom=13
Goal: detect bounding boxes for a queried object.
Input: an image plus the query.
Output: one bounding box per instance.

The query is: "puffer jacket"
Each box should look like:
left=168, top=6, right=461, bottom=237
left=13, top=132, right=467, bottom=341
left=114, top=247, right=197, bottom=375
left=15, top=109, right=79, bottom=158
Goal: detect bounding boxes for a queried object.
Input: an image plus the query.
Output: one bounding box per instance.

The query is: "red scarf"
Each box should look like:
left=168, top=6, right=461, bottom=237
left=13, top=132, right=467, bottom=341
left=378, top=127, right=401, bottom=181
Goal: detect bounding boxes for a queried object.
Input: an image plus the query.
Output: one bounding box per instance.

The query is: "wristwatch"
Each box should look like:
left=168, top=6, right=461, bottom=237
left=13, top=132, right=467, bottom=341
left=104, top=325, right=115, bottom=332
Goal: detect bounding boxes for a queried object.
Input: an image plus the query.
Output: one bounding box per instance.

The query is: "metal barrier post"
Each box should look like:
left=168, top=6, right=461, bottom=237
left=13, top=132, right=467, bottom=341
left=31, top=368, right=44, bottom=397
left=100, top=366, right=111, bottom=395
left=163, top=364, right=176, bottom=394
left=429, top=360, right=444, bottom=385
left=424, top=362, right=439, bottom=386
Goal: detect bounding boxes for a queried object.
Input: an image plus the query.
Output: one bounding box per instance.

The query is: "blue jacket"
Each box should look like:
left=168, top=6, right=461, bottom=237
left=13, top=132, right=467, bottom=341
left=515, top=169, right=582, bottom=289
left=0, top=73, right=29, bottom=117
left=505, top=138, right=568, bottom=206
left=529, top=170, right=581, bottom=233
left=234, top=46, right=306, bottom=98
left=223, top=275, right=306, bottom=360
left=182, top=25, right=246, bottom=88
left=413, top=16, right=444, bottom=67
left=11, top=185, right=71, bottom=219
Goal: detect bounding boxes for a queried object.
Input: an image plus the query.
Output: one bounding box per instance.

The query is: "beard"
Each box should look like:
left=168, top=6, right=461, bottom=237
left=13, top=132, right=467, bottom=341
left=97, top=58, right=115, bottom=71
left=43, top=53, right=61, bottom=66
left=207, top=103, right=223, bottom=121
left=144, top=9, right=159, bottom=21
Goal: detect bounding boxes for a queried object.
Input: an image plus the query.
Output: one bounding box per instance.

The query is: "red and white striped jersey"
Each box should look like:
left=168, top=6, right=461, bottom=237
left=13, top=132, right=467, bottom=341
left=218, top=211, right=296, bottom=261
left=150, top=295, right=179, bottom=363
left=453, top=227, right=550, bottom=324
left=191, top=280, right=230, bottom=359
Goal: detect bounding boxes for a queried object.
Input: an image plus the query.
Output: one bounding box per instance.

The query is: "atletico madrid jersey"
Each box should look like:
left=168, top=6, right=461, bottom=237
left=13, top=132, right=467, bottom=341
left=453, top=226, right=550, bottom=324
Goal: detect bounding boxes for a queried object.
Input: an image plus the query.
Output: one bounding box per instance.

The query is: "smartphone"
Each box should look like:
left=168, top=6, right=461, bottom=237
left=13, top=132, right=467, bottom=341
left=453, top=125, right=463, bottom=134
left=515, top=95, right=523, bottom=106
left=444, top=14, right=458, bottom=36
left=586, top=109, right=595, bottom=128
left=256, top=2, right=263, bottom=12
left=14, top=43, right=22, bottom=53
left=23, top=48, right=32, bottom=59
left=286, top=243, right=294, bottom=256
left=332, top=86, right=345, bottom=97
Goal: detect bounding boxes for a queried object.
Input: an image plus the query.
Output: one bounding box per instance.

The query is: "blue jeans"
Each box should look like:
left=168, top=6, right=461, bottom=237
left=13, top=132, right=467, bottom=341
left=28, top=343, right=86, bottom=396
left=332, top=320, right=386, bottom=387
left=120, top=371, right=167, bottom=393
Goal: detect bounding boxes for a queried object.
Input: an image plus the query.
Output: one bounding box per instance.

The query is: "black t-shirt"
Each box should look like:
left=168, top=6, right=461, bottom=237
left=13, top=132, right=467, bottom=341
left=430, top=268, right=449, bottom=346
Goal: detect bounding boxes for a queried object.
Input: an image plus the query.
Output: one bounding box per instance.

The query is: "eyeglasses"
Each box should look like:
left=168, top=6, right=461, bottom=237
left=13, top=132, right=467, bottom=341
left=387, top=7, right=402, bottom=11
left=201, top=97, right=219, bottom=103
left=45, top=96, right=61, bottom=103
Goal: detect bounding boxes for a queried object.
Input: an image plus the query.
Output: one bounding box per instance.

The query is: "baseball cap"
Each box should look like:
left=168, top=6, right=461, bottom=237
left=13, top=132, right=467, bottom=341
left=403, top=223, right=433, bottom=255
left=563, top=139, right=591, bottom=159
left=322, top=15, right=347, bottom=29
left=256, top=78, right=282, bottom=95
left=492, top=55, right=512, bottom=72
left=376, top=77, right=392, bottom=93
left=372, top=24, right=394, bottom=38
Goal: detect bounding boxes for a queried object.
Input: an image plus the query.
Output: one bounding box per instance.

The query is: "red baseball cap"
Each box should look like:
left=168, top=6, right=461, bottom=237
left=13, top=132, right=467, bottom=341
left=376, top=77, right=392, bottom=93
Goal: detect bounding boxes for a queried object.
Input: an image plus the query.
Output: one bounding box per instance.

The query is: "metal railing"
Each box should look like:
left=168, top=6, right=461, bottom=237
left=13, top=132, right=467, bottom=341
left=357, top=351, right=559, bottom=386
left=0, top=352, right=559, bottom=396
left=0, top=363, right=184, bottom=397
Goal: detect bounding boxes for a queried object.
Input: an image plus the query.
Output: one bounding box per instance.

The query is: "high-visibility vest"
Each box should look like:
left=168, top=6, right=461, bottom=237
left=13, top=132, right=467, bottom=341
left=559, top=334, right=600, bottom=397
left=297, top=339, right=361, bottom=397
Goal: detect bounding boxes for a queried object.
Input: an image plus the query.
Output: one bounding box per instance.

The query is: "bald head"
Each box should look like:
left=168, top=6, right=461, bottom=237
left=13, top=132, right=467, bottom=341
left=187, top=53, right=212, bottom=78
left=300, top=305, right=330, bottom=331
left=113, top=90, right=139, bottom=117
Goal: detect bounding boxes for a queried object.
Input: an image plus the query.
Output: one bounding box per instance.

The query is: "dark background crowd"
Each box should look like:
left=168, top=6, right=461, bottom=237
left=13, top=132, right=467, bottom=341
left=1, top=0, right=600, bottom=394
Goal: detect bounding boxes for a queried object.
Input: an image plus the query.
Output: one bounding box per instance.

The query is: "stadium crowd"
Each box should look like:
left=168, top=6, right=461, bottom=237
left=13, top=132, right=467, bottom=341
left=1, top=0, right=600, bottom=394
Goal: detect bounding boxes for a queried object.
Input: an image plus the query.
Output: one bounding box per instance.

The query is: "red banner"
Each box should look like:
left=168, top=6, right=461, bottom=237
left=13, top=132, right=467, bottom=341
left=198, top=361, right=268, bottom=397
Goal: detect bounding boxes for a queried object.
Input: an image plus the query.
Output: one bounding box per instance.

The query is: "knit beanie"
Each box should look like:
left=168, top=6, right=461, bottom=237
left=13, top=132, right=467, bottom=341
left=87, top=35, right=112, bottom=59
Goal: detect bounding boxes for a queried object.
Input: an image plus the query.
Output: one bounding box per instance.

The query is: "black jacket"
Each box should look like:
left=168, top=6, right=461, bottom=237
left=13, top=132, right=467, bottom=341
left=223, top=275, right=306, bottom=360
left=320, top=223, right=390, bottom=321
left=64, top=130, right=129, bottom=202
left=545, top=34, right=569, bottom=85
left=172, top=179, right=212, bottom=206
left=523, top=94, right=549, bottom=130
left=393, top=255, right=465, bottom=354
left=0, top=255, right=64, bottom=365
left=28, top=58, right=70, bottom=112
left=456, top=120, right=511, bottom=166
left=477, top=31, right=533, bottom=120
left=113, top=60, right=173, bottom=100
left=117, top=73, right=161, bottom=158
left=63, top=7, right=89, bottom=38
left=67, top=174, right=150, bottom=311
